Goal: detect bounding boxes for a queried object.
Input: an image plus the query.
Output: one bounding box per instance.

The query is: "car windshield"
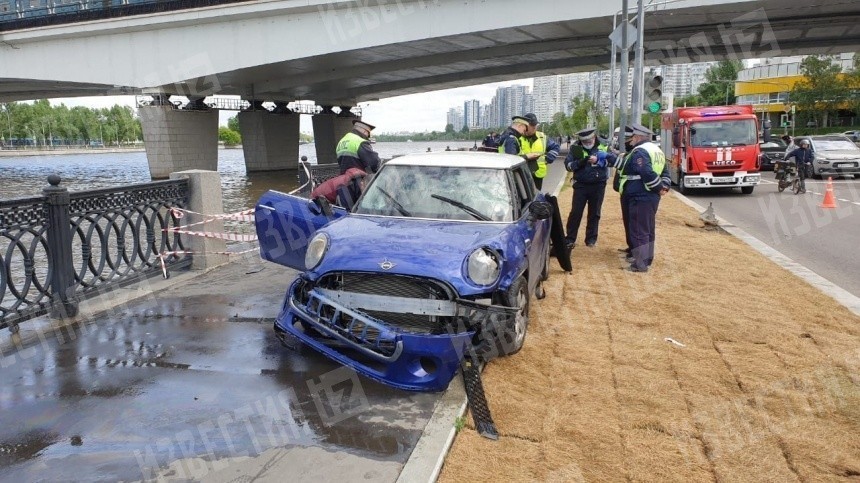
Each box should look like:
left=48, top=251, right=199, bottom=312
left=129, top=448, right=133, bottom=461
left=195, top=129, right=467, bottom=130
left=690, top=119, right=757, bottom=147
left=354, top=164, right=514, bottom=222
left=813, top=138, right=859, bottom=151
left=760, top=140, right=786, bottom=148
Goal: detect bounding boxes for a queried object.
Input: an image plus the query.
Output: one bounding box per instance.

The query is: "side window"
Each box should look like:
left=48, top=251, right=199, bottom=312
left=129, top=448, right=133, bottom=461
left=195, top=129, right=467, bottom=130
left=511, top=166, right=533, bottom=216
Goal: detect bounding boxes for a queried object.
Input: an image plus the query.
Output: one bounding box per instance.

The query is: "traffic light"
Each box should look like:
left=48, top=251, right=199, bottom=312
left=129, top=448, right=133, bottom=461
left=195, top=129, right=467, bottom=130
left=645, top=72, right=663, bottom=113
left=780, top=113, right=793, bottom=128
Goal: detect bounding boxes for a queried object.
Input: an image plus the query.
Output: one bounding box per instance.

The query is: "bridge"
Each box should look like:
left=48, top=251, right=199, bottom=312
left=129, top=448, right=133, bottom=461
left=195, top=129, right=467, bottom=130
left=1, top=0, right=859, bottom=177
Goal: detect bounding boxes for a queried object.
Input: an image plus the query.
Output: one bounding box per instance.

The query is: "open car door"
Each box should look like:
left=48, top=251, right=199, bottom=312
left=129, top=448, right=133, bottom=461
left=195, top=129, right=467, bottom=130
left=255, top=190, right=347, bottom=271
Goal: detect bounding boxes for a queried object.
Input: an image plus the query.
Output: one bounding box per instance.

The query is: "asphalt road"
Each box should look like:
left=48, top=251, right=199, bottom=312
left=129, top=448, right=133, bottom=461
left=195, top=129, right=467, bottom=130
left=0, top=259, right=437, bottom=481
left=684, top=175, right=860, bottom=297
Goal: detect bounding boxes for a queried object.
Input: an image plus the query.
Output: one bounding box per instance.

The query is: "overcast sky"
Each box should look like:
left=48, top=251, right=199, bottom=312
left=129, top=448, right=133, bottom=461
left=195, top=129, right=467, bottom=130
left=51, top=77, right=533, bottom=135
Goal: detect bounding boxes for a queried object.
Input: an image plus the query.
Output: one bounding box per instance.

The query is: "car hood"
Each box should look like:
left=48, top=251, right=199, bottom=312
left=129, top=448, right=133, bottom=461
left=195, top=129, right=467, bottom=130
left=817, top=150, right=860, bottom=160
left=311, top=215, right=519, bottom=293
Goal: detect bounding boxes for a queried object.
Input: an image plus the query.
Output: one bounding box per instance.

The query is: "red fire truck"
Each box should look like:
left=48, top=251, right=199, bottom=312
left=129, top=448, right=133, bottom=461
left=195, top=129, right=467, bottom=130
left=660, top=105, right=762, bottom=195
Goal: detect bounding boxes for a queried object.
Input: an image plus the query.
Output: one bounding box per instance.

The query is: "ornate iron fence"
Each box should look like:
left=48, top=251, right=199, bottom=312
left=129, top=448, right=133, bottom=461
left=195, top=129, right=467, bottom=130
left=1, top=176, right=189, bottom=331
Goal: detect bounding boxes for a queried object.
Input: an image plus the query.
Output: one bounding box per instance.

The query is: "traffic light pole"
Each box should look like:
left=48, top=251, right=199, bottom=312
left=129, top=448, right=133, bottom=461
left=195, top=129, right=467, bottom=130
left=631, top=0, right=645, bottom=124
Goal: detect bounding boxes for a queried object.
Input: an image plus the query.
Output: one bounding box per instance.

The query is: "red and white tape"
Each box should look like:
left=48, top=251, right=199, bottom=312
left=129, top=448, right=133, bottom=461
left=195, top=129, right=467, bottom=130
left=169, top=207, right=255, bottom=222
left=164, top=227, right=258, bottom=242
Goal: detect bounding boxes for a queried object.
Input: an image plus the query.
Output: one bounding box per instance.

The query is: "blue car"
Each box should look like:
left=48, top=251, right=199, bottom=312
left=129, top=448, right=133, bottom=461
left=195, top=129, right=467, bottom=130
left=255, top=152, right=552, bottom=392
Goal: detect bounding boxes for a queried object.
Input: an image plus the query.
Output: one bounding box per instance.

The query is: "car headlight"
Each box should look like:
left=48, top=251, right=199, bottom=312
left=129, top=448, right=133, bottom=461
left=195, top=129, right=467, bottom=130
left=466, top=248, right=500, bottom=286
left=305, top=233, right=329, bottom=270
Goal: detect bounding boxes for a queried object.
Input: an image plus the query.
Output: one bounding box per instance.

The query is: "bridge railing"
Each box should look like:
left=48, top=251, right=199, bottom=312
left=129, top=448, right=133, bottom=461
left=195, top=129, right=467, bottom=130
left=0, top=0, right=255, bottom=32
left=0, top=176, right=190, bottom=331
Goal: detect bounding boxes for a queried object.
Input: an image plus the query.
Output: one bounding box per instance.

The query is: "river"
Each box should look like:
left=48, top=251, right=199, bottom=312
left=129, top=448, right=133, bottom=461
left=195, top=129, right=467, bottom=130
left=0, top=141, right=480, bottom=212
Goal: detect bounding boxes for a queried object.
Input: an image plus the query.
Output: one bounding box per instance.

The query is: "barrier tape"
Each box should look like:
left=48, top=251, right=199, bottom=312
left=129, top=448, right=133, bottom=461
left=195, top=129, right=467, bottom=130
left=164, top=227, right=258, bottom=242
left=156, top=246, right=259, bottom=279
left=170, top=207, right=255, bottom=222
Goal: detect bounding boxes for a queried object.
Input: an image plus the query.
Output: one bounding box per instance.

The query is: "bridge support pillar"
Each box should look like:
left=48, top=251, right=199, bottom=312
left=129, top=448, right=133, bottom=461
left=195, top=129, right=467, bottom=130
left=140, top=106, right=219, bottom=179
left=312, top=108, right=358, bottom=165
left=238, top=110, right=300, bottom=172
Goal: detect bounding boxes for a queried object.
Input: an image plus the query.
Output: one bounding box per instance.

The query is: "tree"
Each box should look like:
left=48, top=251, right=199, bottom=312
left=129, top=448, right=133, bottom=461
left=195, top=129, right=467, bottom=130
left=845, top=53, right=860, bottom=118
left=227, top=115, right=241, bottom=133
left=697, top=60, right=744, bottom=106
left=791, top=55, right=850, bottom=127
left=460, top=125, right=470, bottom=134
left=675, top=94, right=703, bottom=108
left=218, top=126, right=241, bottom=146
left=444, top=123, right=454, bottom=134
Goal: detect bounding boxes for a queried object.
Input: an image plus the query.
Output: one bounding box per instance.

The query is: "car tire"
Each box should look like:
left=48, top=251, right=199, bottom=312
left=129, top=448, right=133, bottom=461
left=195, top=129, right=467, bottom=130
left=812, top=164, right=822, bottom=180
left=474, top=276, right=529, bottom=362
left=741, top=186, right=755, bottom=195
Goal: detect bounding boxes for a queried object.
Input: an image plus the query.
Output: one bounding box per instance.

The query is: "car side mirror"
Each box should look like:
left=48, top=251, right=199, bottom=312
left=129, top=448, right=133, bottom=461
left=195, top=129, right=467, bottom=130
left=762, top=120, right=772, bottom=143
left=528, top=201, right=552, bottom=220
left=309, top=197, right=334, bottom=218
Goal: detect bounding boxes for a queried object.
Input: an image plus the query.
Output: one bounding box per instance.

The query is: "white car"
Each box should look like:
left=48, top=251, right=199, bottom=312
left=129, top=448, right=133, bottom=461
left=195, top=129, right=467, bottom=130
left=796, top=135, right=860, bottom=178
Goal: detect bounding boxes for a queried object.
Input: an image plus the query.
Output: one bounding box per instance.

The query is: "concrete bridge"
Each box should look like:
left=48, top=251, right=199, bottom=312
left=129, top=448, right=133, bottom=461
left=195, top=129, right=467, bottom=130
left=1, top=0, right=859, bottom=177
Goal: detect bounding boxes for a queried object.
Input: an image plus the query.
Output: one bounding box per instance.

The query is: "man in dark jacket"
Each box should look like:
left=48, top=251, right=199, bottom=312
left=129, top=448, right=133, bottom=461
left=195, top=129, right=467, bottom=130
left=785, top=138, right=814, bottom=193
left=564, top=128, right=616, bottom=248
left=336, top=120, right=381, bottom=175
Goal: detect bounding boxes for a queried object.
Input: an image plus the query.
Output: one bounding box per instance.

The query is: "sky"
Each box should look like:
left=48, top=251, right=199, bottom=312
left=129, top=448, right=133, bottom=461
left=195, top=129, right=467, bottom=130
left=50, top=77, right=533, bottom=135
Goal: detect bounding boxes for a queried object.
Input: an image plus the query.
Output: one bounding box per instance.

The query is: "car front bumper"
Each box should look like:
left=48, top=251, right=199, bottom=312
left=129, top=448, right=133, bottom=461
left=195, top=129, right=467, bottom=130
left=817, top=160, right=860, bottom=176
left=274, top=277, right=514, bottom=392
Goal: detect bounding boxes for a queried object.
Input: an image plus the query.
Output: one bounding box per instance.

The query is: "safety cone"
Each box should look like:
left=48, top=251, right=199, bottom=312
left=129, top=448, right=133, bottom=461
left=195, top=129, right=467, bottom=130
left=820, top=177, right=838, bottom=209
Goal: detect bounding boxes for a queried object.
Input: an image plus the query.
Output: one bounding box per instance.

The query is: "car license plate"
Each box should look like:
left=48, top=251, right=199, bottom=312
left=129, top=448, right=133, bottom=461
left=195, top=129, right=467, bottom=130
left=711, top=177, right=735, bottom=184
left=834, top=162, right=857, bottom=168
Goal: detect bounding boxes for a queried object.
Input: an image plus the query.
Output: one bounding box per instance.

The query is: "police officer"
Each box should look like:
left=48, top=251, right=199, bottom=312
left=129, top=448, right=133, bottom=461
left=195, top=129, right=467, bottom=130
left=499, top=115, right=530, bottom=156
left=336, top=119, right=381, bottom=175
left=518, top=113, right=560, bottom=190
left=564, top=128, right=616, bottom=248
left=614, top=124, right=671, bottom=273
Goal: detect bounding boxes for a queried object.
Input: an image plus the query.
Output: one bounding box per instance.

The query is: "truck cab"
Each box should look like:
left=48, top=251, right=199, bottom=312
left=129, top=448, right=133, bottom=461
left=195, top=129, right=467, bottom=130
left=661, top=106, right=762, bottom=195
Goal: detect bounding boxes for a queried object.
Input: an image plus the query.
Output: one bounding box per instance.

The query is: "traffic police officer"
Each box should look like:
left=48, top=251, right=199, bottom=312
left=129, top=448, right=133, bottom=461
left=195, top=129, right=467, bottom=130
left=613, top=123, right=671, bottom=272
left=564, top=127, right=616, bottom=248
left=336, top=119, right=381, bottom=175
left=517, top=113, right=560, bottom=190
left=499, top=115, right=530, bottom=156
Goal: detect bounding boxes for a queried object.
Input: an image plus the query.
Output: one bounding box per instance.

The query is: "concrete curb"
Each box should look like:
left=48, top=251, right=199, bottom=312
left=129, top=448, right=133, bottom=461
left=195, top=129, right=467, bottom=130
left=396, top=167, right=569, bottom=483
left=672, top=191, right=860, bottom=317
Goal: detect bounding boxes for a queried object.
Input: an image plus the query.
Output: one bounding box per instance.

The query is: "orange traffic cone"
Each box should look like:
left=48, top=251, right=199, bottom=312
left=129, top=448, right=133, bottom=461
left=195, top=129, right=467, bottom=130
left=820, top=177, right=837, bottom=209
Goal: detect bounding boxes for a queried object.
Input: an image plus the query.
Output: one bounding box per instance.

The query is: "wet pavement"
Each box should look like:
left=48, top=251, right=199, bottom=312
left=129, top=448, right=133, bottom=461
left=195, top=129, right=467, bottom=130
left=0, top=257, right=439, bottom=481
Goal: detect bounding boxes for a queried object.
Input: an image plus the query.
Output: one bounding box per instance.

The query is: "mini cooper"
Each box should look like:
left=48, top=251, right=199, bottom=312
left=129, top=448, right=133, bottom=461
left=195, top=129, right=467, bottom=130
left=255, top=152, right=552, bottom=391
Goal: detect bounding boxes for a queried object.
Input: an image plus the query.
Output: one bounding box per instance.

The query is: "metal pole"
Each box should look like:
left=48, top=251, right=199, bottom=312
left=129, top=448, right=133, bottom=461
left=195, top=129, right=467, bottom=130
left=619, top=0, right=630, bottom=155
left=631, top=0, right=645, bottom=124
left=44, top=175, right=78, bottom=319
left=609, top=12, right=617, bottom=140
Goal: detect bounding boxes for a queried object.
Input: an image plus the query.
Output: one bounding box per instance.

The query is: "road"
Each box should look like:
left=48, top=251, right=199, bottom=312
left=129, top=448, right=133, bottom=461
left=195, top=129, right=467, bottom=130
left=0, top=259, right=438, bottom=481
left=685, top=175, right=860, bottom=297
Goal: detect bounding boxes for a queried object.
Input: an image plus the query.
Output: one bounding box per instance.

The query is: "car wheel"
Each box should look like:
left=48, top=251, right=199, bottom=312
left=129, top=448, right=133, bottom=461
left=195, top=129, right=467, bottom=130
left=473, top=276, right=529, bottom=362
left=812, top=164, right=822, bottom=180
left=741, top=186, right=754, bottom=195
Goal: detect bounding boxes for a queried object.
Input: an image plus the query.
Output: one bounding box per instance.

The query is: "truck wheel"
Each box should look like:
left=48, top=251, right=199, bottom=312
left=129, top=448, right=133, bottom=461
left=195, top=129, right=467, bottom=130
left=473, top=276, right=529, bottom=362
left=741, top=186, right=755, bottom=195
left=678, top=173, right=690, bottom=195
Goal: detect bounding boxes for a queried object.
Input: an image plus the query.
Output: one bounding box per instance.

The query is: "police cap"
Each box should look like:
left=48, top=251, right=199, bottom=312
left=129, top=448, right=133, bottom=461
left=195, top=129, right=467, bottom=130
left=626, top=123, right=653, bottom=137
left=577, top=128, right=597, bottom=141
left=523, top=113, right=539, bottom=126
left=352, top=119, right=376, bottom=131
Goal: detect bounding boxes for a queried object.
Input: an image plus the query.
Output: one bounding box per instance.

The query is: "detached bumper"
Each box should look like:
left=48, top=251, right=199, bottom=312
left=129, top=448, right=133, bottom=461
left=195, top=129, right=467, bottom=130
left=274, top=278, right=513, bottom=392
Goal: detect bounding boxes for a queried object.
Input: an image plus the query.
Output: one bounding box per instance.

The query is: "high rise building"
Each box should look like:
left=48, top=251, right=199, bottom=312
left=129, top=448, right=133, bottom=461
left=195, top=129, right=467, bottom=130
left=446, top=106, right=465, bottom=131
left=463, top=100, right=481, bottom=129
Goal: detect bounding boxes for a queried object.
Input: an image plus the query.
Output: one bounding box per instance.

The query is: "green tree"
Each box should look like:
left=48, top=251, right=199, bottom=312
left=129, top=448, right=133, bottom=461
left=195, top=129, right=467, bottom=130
left=674, top=93, right=703, bottom=108
left=460, top=125, right=470, bottom=134
left=218, top=126, right=241, bottom=146
left=791, top=55, right=850, bottom=127
left=444, top=123, right=454, bottom=134
left=697, top=60, right=744, bottom=106
left=227, top=115, right=241, bottom=133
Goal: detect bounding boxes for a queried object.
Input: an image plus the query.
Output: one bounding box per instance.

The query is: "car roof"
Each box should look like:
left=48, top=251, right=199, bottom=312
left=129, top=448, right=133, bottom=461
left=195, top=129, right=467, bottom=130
left=806, top=135, right=853, bottom=141
left=385, top=151, right=525, bottom=169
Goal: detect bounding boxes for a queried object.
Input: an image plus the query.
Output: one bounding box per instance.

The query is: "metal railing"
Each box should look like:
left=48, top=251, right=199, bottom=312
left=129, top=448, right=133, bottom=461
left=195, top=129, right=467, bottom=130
left=294, top=160, right=341, bottom=198
left=1, top=176, right=190, bottom=331
left=135, top=96, right=362, bottom=116
left=0, top=0, right=256, bottom=32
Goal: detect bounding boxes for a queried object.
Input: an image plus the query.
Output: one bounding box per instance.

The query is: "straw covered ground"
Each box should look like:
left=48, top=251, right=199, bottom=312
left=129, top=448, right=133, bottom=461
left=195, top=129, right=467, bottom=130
left=439, top=183, right=860, bottom=482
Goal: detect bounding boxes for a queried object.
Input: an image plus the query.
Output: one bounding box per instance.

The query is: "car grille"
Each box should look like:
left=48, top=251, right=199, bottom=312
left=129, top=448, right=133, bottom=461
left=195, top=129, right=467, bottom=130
left=316, top=272, right=456, bottom=335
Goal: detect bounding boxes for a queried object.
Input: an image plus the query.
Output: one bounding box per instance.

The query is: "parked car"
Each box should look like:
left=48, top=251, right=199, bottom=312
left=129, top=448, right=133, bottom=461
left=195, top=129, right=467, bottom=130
left=841, top=130, right=860, bottom=143
left=758, top=138, right=788, bottom=171
left=254, top=152, right=552, bottom=392
left=793, top=135, right=860, bottom=178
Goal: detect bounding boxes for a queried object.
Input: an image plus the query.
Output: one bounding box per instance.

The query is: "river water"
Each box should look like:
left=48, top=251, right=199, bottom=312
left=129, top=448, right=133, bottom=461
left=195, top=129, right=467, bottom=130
left=0, top=141, right=479, bottom=212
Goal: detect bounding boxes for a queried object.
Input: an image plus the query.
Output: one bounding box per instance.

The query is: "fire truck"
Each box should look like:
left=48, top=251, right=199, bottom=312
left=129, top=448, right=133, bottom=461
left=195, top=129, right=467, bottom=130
left=660, top=105, right=763, bottom=195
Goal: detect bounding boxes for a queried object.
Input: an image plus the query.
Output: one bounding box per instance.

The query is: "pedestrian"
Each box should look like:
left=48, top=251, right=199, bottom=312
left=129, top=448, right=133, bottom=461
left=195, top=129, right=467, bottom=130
left=564, top=128, right=615, bottom=249
left=785, top=138, right=814, bottom=193
left=482, top=131, right=499, bottom=149
left=566, top=135, right=572, bottom=147
left=614, top=123, right=671, bottom=273
left=517, top=113, right=560, bottom=190
left=336, top=120, right=381, bottom=175
left=782, top=134, right=795, bottom=156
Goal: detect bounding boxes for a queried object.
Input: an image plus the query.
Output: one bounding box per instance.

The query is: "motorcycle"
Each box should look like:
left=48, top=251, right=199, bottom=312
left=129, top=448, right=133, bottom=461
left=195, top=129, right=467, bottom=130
left=774, top=160, right=802, bottom=194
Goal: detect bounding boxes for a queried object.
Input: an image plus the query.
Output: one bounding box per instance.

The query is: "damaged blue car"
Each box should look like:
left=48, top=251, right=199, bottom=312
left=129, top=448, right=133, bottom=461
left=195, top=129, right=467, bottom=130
left=255, top=152, right=552, bottom=392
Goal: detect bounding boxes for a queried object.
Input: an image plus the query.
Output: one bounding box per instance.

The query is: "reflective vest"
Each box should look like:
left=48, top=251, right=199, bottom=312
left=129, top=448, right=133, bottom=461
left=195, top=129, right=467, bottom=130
left=520, top=131, right=548, bottom=178
left=336, top=132, right=366, bottom=158
left=618, top=142, right=666, bottom=195
left=498, top=134, right=522, bottom=154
